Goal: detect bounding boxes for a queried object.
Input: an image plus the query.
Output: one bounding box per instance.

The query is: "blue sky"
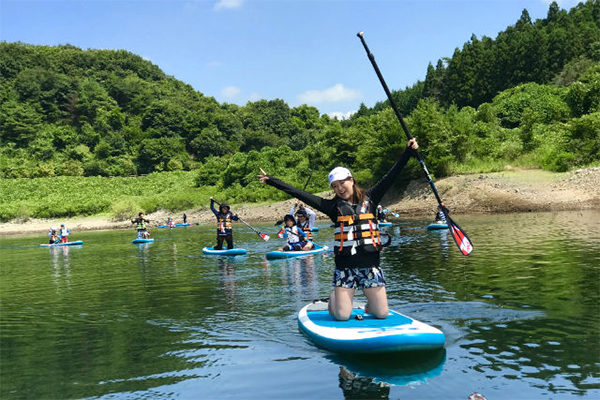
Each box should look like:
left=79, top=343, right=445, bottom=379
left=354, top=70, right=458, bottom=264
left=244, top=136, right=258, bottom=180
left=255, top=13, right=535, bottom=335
left=0, top=0, right=581, bottom=118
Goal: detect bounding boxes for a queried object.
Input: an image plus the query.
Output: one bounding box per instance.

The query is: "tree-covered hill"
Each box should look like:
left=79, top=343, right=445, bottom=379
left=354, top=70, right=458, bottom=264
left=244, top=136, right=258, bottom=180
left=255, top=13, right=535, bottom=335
left=0, top=1, right=598, bottom=222
left=0, top=42, right=329, bottom=178
left=355, top=0, right=600, bottom=118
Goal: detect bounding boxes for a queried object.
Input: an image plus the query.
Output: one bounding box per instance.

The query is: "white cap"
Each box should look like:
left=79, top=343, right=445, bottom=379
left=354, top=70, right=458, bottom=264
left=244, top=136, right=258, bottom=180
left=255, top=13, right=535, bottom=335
left=328, top=167, right=353, bottom=187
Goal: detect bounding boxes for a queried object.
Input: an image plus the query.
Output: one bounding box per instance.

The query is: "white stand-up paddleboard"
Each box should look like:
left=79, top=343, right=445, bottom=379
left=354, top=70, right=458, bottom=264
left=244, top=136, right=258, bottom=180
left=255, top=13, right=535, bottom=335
left=298, top=301, right=445, bottom=354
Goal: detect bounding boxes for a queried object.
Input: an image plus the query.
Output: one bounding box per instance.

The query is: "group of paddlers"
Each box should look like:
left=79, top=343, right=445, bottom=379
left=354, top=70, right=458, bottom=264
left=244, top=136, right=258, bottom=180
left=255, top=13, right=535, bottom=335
left=126, top=137, right=451, bottom=322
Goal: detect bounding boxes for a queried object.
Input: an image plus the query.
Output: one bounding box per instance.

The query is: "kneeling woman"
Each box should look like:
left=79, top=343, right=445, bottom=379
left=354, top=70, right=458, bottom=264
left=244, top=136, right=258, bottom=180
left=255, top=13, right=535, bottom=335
left=278, top=214, right=308, bottom=251
left=258, top=138, right=418, bottom=321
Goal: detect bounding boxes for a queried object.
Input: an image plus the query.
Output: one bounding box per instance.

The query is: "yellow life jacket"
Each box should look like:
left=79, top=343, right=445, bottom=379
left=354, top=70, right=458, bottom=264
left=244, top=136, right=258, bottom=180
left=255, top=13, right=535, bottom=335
left=217, top=215, right=233, bottom=233
left=334, top=199, right=381, bottom=255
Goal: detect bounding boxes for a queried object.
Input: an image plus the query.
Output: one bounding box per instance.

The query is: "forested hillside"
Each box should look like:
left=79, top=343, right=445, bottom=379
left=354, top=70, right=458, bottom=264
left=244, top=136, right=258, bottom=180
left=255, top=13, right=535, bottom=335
left=0, top=1, right=598, bottom=221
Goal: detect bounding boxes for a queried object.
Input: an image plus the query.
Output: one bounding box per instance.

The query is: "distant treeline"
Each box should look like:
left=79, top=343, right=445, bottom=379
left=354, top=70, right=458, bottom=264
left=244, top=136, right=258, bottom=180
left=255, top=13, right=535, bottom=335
left=0, top=1, right=598, bottom=212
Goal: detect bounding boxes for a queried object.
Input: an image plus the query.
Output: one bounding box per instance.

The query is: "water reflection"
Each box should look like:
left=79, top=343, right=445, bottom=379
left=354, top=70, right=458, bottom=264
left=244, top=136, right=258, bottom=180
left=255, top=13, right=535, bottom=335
left=49, top=245, right=72, bottom=291
left=218, top=257, right=237, bottom=305
left=331, top=349, right=446, bottom=390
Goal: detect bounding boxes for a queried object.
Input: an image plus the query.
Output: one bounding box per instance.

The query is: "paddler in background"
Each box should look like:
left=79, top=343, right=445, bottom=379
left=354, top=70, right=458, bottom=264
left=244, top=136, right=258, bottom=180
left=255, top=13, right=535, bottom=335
left=290, top=201, right=316, bottom=230
left=376, top=205, right=388, bottom=223
left=434, top=203, right=448, bottom=224
left=210, top=197, right=239, bottom=250
left=48, top=227, right=58, bottom=244
left=258, top=138, right=419, bottom=321
left=59, top=223, right=70, bottom=243
left=293, top=209, right=315, bottom=250
left=277, top=214, right=308, bottom=252
left=131, top=212, right=151, bottom=239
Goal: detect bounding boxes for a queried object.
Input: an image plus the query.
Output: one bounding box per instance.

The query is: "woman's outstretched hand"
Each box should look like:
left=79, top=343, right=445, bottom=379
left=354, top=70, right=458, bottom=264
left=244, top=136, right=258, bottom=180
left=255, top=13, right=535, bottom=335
left=407, top=138, right=419, bottom=150
left=258, top=168, right=269, bottom=184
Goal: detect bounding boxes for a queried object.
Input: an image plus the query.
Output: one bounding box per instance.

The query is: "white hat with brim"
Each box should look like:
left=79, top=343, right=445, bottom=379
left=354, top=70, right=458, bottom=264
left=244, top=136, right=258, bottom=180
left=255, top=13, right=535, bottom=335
left=328, top=167, right=353, bottom=187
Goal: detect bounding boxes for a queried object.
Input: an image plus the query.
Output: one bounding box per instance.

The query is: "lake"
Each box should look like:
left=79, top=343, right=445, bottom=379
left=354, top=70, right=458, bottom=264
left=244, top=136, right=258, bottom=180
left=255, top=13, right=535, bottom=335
left=1, top=210, right=598, bottom=399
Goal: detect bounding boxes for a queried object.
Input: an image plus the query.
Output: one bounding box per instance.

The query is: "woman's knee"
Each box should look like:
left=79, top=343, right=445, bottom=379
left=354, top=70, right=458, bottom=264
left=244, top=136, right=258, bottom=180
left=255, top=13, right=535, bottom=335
left=332, top=307, right=352, bottom=321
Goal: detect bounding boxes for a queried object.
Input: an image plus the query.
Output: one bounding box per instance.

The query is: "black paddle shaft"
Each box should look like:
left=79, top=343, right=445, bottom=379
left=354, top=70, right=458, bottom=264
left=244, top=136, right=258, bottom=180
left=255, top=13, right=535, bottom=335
left=357, top=32, right=473, bottom=255
left=356, top=32, right=444, bottom=207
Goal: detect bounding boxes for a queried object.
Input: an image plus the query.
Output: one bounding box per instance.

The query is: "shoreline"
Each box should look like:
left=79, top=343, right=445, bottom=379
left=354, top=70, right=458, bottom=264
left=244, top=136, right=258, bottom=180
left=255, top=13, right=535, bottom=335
left=1, top=167, right=598, bottom=237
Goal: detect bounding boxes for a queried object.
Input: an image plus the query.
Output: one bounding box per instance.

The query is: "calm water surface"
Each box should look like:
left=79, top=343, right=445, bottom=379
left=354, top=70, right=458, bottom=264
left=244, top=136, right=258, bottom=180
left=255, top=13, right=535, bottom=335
left=0, top=211, right=598, bottom=399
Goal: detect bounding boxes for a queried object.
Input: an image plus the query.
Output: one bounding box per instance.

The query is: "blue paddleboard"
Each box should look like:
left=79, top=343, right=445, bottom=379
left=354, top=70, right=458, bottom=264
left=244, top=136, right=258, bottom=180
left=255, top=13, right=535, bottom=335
left=132, top=238, right=154, bottom=244
left=311, top=227, right=320, bottom=232
left=265, top=244, right=328, bottom=260
left=298, top=301, right=445, bottom=354
left=378, top=222, right=393, bottom=227
left=158, top=223, right=191, bottom=228
left=40, top=240, right=84, bottom=247
left=202, top=247, right=247, bottom=256
left=427, top=223, right=448, bottom=230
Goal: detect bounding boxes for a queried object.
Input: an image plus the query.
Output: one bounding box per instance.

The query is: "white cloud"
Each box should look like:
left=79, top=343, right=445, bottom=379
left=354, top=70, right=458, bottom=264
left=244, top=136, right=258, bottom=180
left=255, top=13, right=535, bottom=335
left=328, top=110, right=357, bottom=120
left=214, top=0, right=244, bottom=11
left=248, top=92, right=261, bottom=102
left=297, top=84, right=360, bottom=105
left=220, top=86, right=241, bottom=99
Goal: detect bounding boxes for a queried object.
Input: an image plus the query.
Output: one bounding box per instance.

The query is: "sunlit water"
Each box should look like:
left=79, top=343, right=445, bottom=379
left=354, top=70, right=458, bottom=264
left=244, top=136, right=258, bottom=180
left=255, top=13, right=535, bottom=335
left=1, top=211, right=598, bottom=399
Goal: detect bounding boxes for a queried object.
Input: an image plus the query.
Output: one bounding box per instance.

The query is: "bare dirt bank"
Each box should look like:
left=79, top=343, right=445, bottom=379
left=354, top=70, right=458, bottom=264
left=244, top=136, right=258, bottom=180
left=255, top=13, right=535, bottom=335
left=2, top=167, right=598, bottom=237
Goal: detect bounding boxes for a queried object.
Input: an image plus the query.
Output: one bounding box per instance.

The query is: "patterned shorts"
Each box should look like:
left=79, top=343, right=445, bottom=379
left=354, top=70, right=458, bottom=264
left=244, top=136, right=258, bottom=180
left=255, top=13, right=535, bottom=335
left=332, top=267, right=386, bottom=289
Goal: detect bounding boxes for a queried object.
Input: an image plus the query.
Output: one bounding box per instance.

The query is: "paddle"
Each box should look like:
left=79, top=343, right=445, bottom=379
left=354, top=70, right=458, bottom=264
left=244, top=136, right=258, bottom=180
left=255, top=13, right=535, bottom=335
left=357, top=32, right=473, bottom=256
left=212, top=198, right=270, bottom=241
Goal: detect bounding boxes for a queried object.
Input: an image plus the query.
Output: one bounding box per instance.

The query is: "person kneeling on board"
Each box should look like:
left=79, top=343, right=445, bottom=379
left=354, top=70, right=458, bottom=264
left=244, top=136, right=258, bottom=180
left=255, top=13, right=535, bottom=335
left=258, top=138, right=419, bottom=321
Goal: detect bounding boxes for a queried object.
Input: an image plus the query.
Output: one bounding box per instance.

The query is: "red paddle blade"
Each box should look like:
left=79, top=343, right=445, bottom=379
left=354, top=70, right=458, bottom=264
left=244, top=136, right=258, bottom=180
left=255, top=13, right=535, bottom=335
left=260, top=233, right=270, bottom=241
left=447, top=217, right=473, bottom=255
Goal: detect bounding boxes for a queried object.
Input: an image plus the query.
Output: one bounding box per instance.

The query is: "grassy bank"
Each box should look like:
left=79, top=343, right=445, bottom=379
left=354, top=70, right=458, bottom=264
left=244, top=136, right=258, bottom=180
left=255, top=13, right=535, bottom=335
left=0, top=171, right=213, bottom=222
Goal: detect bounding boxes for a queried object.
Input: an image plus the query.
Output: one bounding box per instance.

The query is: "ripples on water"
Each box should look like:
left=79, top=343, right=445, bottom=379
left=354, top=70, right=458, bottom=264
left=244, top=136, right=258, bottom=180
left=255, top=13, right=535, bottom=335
left=0, top=210, right=598, bottom=399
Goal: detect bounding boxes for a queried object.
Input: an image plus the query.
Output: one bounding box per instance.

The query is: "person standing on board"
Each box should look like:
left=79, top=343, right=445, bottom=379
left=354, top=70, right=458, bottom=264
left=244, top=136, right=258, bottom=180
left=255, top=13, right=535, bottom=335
left=59, top=223, right=70, bottom=243
left=290, top=201, right=316, bottom=230
left=210, top=197, right=239, bottom=250
left=258, top=138, right=419, bottom=321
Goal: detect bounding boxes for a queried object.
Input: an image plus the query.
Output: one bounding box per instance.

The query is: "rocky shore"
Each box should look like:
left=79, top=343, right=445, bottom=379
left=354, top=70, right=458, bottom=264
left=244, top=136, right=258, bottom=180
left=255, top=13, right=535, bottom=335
left=2, top=167, right=598, bottom=236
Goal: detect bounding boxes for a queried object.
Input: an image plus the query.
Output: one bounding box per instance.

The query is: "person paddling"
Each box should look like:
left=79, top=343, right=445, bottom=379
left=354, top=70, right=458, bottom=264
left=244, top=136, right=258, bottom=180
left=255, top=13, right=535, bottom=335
left=210, top=197, right=239, bottom=250
left=132, top=212, right=150, bottom=239
left=258, top=138, right=419, bottom=321
left=277, top=214, right=308, bottom=251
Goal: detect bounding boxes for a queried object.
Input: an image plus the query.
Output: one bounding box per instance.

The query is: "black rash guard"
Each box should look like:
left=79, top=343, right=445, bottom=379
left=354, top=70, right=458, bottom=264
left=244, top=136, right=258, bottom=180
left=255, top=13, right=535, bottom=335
left=266, top=146, right=415, bottom=269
